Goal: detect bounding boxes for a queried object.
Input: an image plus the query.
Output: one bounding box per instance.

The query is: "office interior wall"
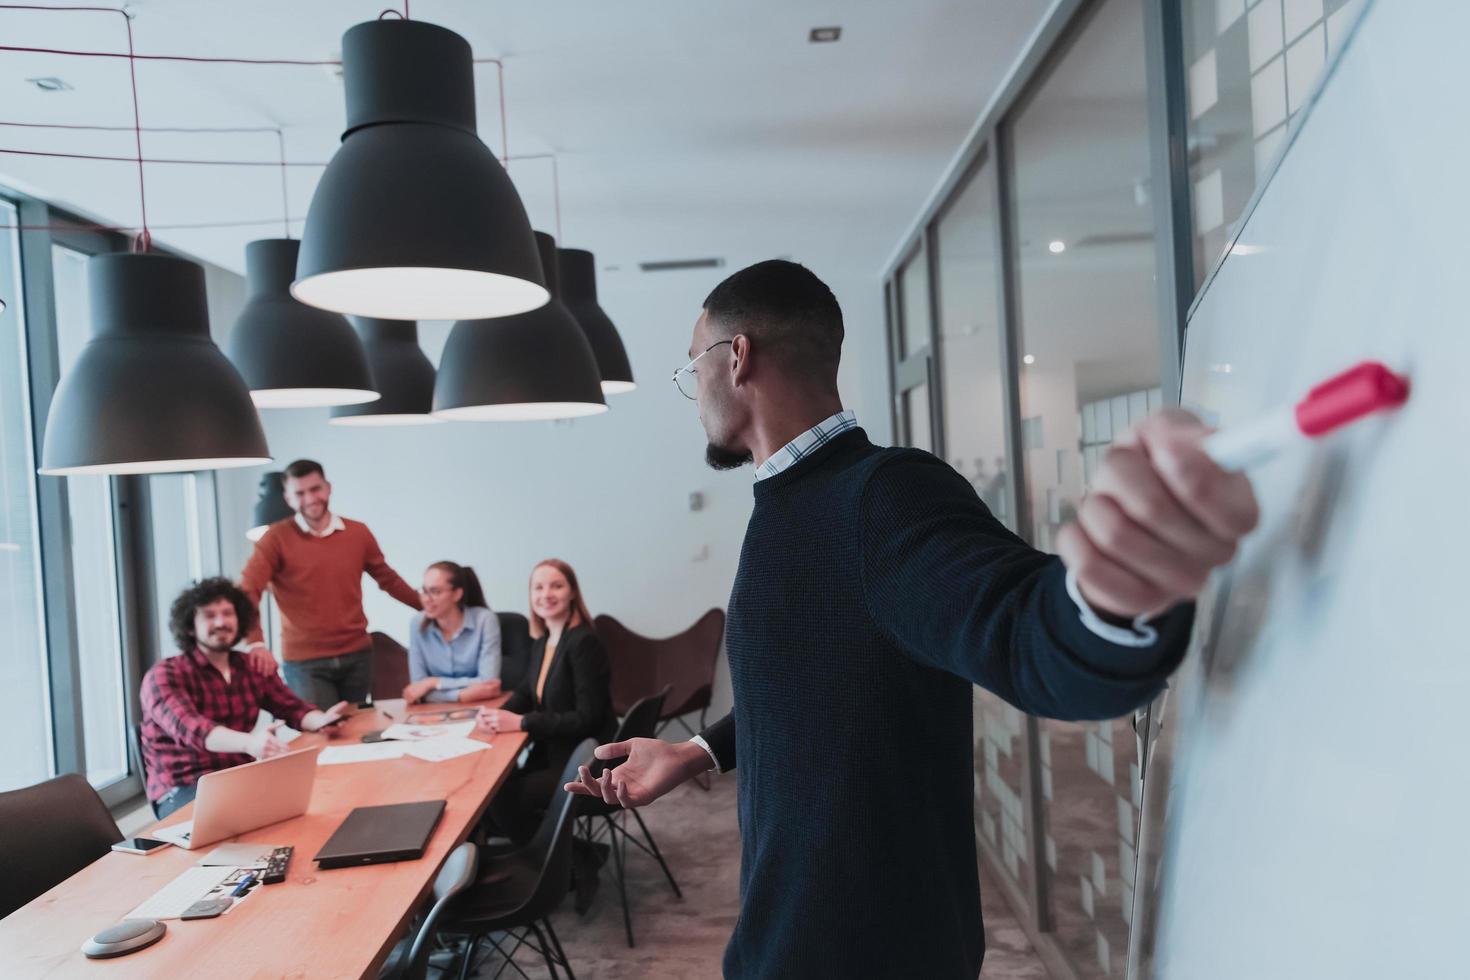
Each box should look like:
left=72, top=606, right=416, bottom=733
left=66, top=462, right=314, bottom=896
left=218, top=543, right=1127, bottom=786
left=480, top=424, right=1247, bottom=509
left=214, top=265, right=891, bottom=723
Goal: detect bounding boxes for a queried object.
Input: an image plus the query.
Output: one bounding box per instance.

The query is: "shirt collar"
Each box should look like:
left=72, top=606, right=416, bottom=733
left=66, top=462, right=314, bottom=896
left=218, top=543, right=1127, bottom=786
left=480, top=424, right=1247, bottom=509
left=295, top=511, right=346, bottom=537
left=753, top=409, right=858, bottom=481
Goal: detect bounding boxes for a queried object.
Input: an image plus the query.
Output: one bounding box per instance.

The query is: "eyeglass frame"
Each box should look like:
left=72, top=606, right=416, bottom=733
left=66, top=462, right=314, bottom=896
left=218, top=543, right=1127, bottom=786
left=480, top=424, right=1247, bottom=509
left=671, top=339, right=733, bottom=400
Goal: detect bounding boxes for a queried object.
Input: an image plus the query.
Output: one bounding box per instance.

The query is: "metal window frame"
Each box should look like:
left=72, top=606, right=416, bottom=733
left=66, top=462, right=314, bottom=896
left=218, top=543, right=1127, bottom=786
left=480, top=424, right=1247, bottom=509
left=879, top=0, right=1201, bottom=976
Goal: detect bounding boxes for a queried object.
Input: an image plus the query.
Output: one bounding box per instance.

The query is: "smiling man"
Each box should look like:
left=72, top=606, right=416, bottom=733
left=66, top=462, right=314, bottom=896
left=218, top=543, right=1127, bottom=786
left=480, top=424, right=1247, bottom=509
left=238, top=459, right=421, bottom=705
left=569, top=259, right=1259, bottom=979
left=140, top=577, right=350, bottom=819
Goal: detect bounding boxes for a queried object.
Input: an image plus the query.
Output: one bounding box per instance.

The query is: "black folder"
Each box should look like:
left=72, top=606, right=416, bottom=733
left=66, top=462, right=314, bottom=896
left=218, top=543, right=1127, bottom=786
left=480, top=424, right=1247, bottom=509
left=313, top=800, right=446, bottom=869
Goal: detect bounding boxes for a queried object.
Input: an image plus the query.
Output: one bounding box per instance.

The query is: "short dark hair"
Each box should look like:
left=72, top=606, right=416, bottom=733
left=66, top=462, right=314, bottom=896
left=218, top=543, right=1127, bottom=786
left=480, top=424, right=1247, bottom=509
left=284, top=459, right=325, bottom=481
left=702, top=260, right=843, bottom=385
left=169, top=576, right=257, bottom=652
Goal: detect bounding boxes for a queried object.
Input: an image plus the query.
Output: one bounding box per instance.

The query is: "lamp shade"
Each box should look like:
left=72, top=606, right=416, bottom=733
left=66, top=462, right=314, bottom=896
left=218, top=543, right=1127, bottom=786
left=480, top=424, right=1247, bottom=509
left=434, top=232, right=607, bottom=422
left=226, top=238, right=378, bottom=408
left=558, top=247, right=635, bottom=394
left=293, top=19, right=547, bottom=321
left=330, top=318, right=442, bottom=426
left=39, top=253, right=271, bottom=475
left=247, top=470, right=292, bottom=541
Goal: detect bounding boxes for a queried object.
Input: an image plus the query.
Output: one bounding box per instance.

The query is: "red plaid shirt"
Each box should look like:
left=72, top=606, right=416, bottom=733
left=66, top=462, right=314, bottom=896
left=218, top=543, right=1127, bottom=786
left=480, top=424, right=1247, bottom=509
left=139, top=647, right=314, bottom=802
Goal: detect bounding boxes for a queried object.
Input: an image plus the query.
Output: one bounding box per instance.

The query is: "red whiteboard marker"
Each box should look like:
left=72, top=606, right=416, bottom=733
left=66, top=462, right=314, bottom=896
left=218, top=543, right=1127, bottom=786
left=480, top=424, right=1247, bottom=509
left=1201, top=361, right=1411, bottom=471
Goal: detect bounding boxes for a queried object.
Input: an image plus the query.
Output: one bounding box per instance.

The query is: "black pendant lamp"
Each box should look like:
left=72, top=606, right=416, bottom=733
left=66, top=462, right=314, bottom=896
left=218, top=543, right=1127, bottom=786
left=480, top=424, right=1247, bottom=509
left=39, top=253, right=271, bottom=475
left=226, top=238, right=378, bottom=408
left=434, top=232, right=607, bottom=422
left=558, top=247, right=635, bottom=394
left=293, top=18, right=547, bottom=321
left=247, top=470, right=292, bottom=541
left=330, top=318, right=442, bottom=426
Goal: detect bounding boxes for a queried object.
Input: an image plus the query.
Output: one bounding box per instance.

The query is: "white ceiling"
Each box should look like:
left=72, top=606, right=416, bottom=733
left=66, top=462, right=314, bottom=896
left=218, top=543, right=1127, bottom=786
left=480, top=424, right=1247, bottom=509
left=0, top=0, right=1054, bottom=283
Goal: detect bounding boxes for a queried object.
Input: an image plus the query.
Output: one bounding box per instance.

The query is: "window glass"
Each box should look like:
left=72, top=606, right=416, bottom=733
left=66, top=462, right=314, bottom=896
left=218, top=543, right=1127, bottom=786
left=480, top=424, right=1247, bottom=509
left=0, top=199, right=54, bottom=792
left=1007, top=0, right=1163, bottom=973
left=1183, top=0, right=1365, bottom=283
left=52, top=244, right=128, bottom=788
left=898, top=249, right=932, bottom=359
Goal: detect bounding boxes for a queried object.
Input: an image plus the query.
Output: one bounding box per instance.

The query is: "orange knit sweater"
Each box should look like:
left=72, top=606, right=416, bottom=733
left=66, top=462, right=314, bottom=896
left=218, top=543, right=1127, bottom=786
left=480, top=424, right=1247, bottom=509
left=239, top=517, right=421, bottom=661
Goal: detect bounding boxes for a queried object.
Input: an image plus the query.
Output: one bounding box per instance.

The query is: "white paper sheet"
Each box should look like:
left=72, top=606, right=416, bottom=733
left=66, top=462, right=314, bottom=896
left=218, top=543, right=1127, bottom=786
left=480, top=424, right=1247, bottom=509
left=317, top=741, right=411, bottom=765
left=380, top=720, right=476, bottom=742
left=405, top=736, right=491, bottom=763
left=372, top=698, right=408, bottom=722
left=151, top=821, right=194, bottom=848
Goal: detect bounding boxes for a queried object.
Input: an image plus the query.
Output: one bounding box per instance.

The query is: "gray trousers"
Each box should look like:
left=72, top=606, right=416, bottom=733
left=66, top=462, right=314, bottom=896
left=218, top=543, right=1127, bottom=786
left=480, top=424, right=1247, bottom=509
left=282, top=648, right=373, bottom=708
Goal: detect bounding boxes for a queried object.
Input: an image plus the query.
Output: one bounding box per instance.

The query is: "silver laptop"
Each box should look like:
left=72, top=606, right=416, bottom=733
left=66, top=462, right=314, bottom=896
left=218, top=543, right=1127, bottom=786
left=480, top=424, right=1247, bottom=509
left=152, top=745, right=321, bottom=850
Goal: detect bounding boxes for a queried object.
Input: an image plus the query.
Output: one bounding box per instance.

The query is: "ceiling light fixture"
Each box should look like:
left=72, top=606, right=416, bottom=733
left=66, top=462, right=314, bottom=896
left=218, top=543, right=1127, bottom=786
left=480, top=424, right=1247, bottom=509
left=39, top=253, right=271, bottom=475
left=27, top=76, right=72, bottom=92
left=329, top=317, right=443, bottom=426
left=1023, top=354, right=1036, bottom=365
left=247, top=471, right=292, bottom=541
left=434, top=232, right=607, bottom=422
left=293, top=19, right=547, bottom=320
left=226, top=238, right=378, bottom=408
left=809, top=27, right=842, bottom=43
left=639, top=257, right=725, bottom=273
left=1048, top=240, right=1066, bottom=254
left=559, top=247, right=635, bottom=394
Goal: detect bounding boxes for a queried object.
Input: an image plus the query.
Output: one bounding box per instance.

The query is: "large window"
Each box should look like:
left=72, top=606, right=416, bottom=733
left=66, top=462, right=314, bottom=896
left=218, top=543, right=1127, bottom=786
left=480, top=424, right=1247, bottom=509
left=0, top=200, right=53, bottom=793
left=148, top=472, right=222, bottom=658
left=52, top=243, right=130, bottom=788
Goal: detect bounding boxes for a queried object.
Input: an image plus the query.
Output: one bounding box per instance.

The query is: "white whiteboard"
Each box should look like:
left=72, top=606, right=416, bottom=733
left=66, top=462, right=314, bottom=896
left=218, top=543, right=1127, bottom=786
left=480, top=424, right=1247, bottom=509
left=1153, top=1, right=1470, bottom=978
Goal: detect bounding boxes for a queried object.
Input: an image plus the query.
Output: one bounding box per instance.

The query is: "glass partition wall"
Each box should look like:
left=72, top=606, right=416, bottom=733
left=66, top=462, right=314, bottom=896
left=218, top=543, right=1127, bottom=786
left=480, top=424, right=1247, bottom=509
left=880, top=0, right=1218, bottom=977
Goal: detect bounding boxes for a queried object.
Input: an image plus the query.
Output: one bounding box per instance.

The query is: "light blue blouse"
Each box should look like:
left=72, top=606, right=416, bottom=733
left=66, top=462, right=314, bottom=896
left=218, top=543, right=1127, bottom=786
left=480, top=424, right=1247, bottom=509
left=407, top=606, right=502, bottom=703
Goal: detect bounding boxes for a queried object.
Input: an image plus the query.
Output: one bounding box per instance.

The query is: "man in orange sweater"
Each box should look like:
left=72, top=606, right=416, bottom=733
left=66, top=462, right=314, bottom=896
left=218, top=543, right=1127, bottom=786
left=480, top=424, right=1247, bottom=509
left=239, top=459, right=421, bottom=705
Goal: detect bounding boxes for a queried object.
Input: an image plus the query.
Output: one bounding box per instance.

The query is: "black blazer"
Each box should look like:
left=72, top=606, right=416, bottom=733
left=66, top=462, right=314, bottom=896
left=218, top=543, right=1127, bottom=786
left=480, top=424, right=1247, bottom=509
left=504, top=622, right=616, bottom=767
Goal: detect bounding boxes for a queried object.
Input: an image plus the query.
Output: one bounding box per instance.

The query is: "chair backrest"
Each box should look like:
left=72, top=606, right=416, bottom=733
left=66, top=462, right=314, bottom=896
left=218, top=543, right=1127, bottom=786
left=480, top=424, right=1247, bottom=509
left=595, top=609, right=725, bottom=719
left=400, top=841, right=478, bottom=980
left=591, top=687, right=669, bottom=779
left=0, top=773, right=123, bottom=918
left=497, top=611, right=533, bottom=692
left=515, top=739, right=597, bottom=922
left=370, top=631, right=412, bottom=701
left=130, top=721, right=148, bottom=791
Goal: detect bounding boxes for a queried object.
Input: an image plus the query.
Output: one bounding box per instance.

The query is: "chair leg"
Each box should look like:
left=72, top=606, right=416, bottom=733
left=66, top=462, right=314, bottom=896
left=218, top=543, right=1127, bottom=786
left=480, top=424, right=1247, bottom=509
left=529, top=922, right=558, bottom=980
left=605, top=814, right=636, bottom=948
left=629, top=807, right=683, bottom=899
left=457, top=934, right=481, bottom=980
left=543, top=918, right=576, bottom=980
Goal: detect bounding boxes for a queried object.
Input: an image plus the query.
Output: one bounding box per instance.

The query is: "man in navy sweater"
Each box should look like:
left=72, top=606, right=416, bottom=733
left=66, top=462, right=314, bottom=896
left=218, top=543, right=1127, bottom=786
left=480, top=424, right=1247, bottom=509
left=568, top=260, right=1258, bottom=978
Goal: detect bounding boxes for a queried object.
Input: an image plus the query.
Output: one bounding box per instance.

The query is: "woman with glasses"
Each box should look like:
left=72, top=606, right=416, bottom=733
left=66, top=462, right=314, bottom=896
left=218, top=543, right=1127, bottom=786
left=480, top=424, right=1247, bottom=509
left=479, top=558, right=615, bottom=844
left=403, top=561, right=503, bottom=704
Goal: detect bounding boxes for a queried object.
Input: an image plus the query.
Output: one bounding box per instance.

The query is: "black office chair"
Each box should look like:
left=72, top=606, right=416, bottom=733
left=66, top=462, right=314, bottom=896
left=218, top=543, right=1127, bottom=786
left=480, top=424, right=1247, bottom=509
left=130, top=720, right=148, bottom=792
left=577, top=687, right=681, bottom=947
left=377, top=841, right=479, bottom=980
left=0, top=773, right=123, bottom=918
left=441, top=740, right=594, bottom=980
left=497, top=611, right=533, bottom=693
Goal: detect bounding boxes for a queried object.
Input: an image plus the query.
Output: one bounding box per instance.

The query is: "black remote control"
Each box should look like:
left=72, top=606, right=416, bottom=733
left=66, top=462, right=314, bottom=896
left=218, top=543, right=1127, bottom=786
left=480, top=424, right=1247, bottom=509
left=262, top=846, right=293, bottom=885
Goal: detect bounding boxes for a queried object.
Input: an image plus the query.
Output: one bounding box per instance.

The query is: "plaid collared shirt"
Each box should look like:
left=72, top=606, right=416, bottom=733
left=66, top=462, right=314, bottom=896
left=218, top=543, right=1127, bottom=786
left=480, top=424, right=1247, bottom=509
left=753, top=409, right=859, bottom=481
left=139, top=646, right=314, bottom=802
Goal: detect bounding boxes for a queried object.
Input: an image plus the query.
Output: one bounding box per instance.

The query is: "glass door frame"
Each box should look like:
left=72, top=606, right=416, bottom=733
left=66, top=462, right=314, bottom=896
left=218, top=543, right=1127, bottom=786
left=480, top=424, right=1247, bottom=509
left=879, top=1, right=1199, bottom=976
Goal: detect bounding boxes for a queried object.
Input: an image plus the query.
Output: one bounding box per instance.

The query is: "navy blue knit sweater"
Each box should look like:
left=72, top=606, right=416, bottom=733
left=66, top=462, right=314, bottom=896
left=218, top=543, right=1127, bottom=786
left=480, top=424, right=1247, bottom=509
left=709, top=428, right=1190, bottom=979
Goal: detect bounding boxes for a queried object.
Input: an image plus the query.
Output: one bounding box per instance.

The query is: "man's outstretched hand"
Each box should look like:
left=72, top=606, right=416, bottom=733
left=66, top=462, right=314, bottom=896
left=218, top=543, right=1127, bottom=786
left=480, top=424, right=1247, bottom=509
left=1057, top=409, right=1260, bottom=620
left=565, top=737, right=713, bottom=809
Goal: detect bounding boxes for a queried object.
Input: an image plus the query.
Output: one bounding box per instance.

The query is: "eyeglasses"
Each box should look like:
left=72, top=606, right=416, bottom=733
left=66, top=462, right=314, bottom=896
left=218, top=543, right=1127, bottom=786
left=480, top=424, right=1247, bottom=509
left=412, top=707, right=477, bottom=724
left=418, top=585, right=449, bottom=597
left=671, top=340, right=732, bottom=400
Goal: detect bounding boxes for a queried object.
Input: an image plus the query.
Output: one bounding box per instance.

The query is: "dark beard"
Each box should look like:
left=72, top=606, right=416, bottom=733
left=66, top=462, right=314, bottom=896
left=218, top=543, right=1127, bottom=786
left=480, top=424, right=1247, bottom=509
left=706, top=442, right=753, bottom=470
left=197, top=631, right=237, bottom=653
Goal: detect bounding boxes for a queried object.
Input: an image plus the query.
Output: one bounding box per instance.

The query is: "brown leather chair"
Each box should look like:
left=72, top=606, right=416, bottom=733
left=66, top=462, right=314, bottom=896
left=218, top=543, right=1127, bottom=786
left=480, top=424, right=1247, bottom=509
left=0, top=773, right=122, bottom=918
left=594, top=609, right=725, bottom=732
left=370, top=630, right=412, bottom=701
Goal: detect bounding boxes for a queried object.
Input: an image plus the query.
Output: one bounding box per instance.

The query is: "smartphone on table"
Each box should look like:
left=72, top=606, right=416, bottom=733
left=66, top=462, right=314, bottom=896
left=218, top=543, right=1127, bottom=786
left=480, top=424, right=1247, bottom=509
left=111, top=836, right=170, bottom=856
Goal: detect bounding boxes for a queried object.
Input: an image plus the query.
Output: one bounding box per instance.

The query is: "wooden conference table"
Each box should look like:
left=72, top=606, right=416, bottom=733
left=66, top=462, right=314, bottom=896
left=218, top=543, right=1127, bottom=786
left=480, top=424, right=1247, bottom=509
left=0, top=698, right=528, bottom=979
